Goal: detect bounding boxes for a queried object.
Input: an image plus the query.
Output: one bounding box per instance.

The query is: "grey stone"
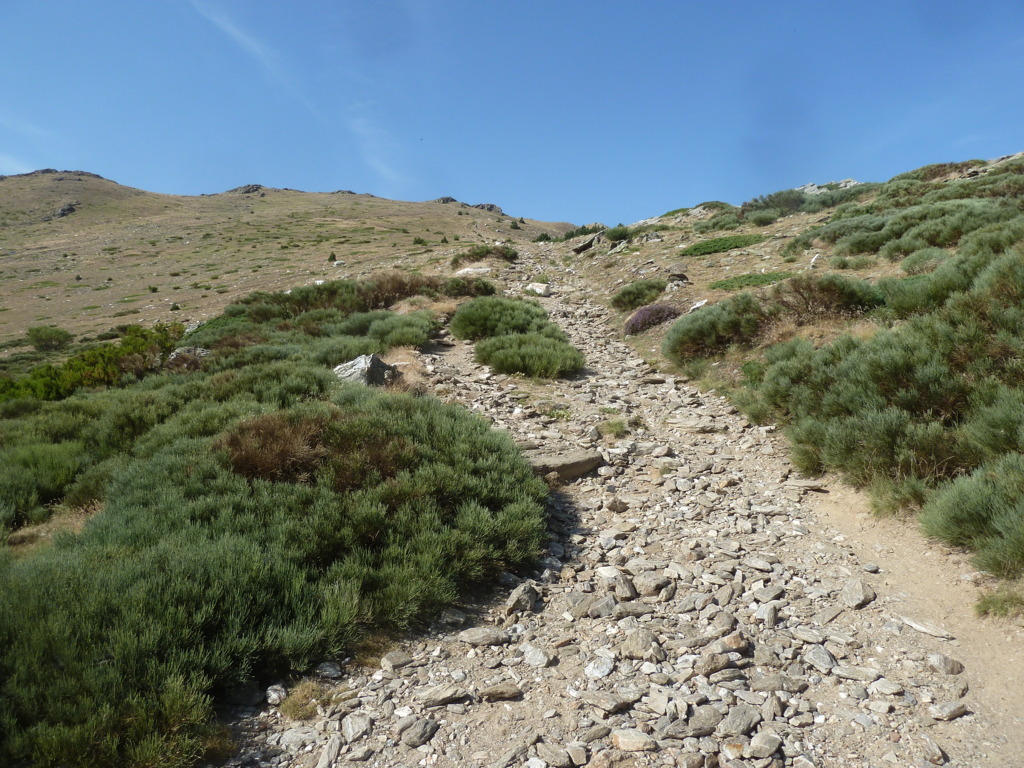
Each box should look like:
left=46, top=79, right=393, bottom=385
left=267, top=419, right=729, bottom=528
left=746, top=731, right=783, bottom=758
left=841, top=578, right=876, bottom=609
left=458, top=627, right=510, bottom=646
left=332, top=354, right=396, bottom=386
left=400, top=717, right=439, bottom=747
left=416, top=684, right=466, bottom=707
left=920, top=733, right=947, bottom=764
left=927, top=653, right=964, bottom=676
left=928, top=701, right=968, bottom=721
left=578, top=690, right=637, bottom=713
left=341, top=712, right=372, bottom=743
left=479, top=682, right=522, bottom=701
left=610, top=728, right=658, bottom=752
left=506, top=582, right=541, bottom=615
left=526, top=282, right=552, bottom=297
left=584, top=656, right=615, bottom=679
left=803, top=644, right=837, bottom=673
left=521, top=642, right=557, bottom=667
left=717, top=704, right=762, bottom=736
left=750, top=674, right=808, bottom=693
left=380, top=650, right=413, bottom=672
left=266, top=684, right=287, bottom=706
left=523, top=448, right=603, bottom=481
left=619, top=628, right=665, bottom=661
left=659, top=705, right=724, bottom=739
left=833, top=665, right=881, bottom=682
left=536, top=742, right=572, bottom=767
left=314, top=734, right=343, bottom=768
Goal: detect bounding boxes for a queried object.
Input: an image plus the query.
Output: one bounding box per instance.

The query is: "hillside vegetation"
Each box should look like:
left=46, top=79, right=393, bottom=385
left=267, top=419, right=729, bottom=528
left=0, top=273, right=549, bottom=767
left=645, top=156, right=1024, bottom=602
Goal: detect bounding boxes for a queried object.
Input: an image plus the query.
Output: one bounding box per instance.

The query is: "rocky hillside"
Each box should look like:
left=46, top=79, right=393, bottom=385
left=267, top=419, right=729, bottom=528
left=215, top=244, right=1024, bottom=768
left=3, top=157, right=1024, bottom=768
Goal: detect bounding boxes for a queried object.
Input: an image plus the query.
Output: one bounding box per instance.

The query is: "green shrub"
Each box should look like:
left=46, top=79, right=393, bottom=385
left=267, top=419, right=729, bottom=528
left=900, top=247, right=948, bottom=275
left=474, top=333, right=584, bottom=378
left=662, top=293, right=768, bottom=362
left=604, top=225, right=631, bottom=243
left=922, top=454, right=1024, bottom=577
left=681, top=234, right=766, bottom=257
left=694, top=212, right=741, bottom=233
left=610, top=279, right=667, bottom=311
left=745, top=209, right=780, bottom=226
left=710, top=272, right=793, bottom=291
left=560, top=224, right=604, bottom=241
left=26, top=325, right=74, bottom=351
left=450, top=297, right=557, bottom=341
left=0, top=387, right=549, bottom=766
left=0, top=441, right=90, bottom=527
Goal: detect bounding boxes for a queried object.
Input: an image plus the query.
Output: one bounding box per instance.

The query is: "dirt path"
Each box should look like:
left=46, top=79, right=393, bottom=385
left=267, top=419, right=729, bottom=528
left=222, top=251, right=1024, bottom=768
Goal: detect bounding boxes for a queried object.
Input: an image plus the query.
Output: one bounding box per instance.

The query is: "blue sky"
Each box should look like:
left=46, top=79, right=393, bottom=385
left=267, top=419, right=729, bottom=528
left=2, top=1, right=1023, bottom=225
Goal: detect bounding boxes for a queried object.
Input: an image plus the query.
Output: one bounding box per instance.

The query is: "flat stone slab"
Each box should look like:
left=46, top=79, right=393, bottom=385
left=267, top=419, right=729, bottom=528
left=523, top=448, right=603, bottom=481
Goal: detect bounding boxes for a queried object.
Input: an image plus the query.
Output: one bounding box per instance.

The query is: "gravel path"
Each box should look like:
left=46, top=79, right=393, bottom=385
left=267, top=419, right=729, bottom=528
left=216, top=252, right=1021, bottom=768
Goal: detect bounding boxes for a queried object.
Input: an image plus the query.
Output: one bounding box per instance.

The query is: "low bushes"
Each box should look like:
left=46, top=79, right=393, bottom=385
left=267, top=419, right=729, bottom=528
left=681, top=234, right=766, bottom=257
left=0, top=388, right=548, bottom=767
left=611, top=279, right=667, bottom=311
left=624, top=304, right=681, bottom=335
left=450, top=297, right=555, bottom=341
left=26, top=325, right=74, bottom=351
left=451, top=296, right=584, bottom=378
left=663, top=293, right=768, bottom=361
left=604, top=225, right=632, bottom=243
left=0, top=272, right=553, bottom=765
left=475, top=333, right=585, bottom=378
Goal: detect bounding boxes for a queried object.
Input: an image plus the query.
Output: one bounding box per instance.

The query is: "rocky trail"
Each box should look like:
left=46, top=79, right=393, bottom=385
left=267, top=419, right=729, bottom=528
left=216, top=250, right=1024, bottom=768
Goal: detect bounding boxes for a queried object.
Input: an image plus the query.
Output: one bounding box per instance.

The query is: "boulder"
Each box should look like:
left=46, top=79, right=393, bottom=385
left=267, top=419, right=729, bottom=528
left=525, top=282, right=552, bottom=297
left=333, top=354, right=397, bottom=386
left=523, top=448, right=603, bottom=480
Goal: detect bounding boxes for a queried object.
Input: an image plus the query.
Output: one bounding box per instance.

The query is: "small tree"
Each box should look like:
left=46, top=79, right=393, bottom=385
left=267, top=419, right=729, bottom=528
left=26, top=325, right=73, bottom=351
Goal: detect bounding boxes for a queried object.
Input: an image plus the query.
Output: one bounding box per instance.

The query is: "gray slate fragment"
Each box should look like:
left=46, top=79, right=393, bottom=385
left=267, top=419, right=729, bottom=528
left=416, top=683, right=466, bottom=707
left=747, top=731, right=783, bottom=758
left=314, top=734, right=343, bottom=768
left=833, top=665, right=881, bottom=682
left=717, top=704, right=762, bottom=736
left=929, top=701, right=968, bottom=721
left=400, top=718, right=439, bottom=747
left=458, top=627, right=510, bottom=646
left=611, top=728, right=658, bottom=752
left=523, top=448, right=603, bottom=481
left=380, top=650, right=413, bottom=672
left=804, top=644, right=837, bottom=673
left=927, top=653, right=964, bottom=675
left=841, top=578, right=876, bottom=609
left=659, top=705, right=724, bottom=739
left=578, top=690, right=638, bottom=713
left=341, top=712, right=372, bottom=743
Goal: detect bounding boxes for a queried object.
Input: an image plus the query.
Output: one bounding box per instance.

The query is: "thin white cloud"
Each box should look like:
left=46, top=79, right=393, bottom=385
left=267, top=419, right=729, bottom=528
left=347, top=112, right=412, bottom=193
left=0, top=154, right=35, bottom=175
left=189, top=0, right=317, bottom=114
left=0, top=114, right=56, bottom=143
